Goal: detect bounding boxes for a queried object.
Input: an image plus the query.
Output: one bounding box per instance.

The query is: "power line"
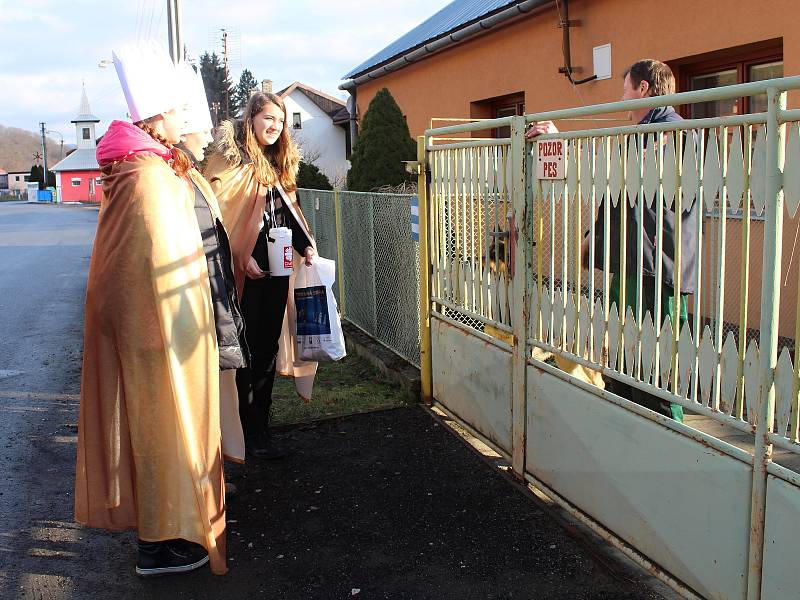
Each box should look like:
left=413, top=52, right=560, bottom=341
left=146, top=0, right=158, bottom=40
left=155, top=1, right=165, bottom=39
left=134, top=0, right=145, bottom=41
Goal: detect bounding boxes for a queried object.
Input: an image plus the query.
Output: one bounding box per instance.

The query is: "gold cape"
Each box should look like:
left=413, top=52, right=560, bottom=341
left=75, top=153, right=228, bottom=575
left=203, top=124, right=317, bottom=400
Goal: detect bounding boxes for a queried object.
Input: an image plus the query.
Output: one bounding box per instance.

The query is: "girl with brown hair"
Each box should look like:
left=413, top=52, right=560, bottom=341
left=204, top=92, right=317, bottom=460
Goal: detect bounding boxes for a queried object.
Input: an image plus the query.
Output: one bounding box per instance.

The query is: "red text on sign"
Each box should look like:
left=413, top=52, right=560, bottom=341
left=542, top=162, right=559, bottom=178
left=539, top=141, right=563, bottom=157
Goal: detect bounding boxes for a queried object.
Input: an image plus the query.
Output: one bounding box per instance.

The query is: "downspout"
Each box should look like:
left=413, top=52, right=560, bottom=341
left=347, top=88, right=358, bottom=149
left=557, top=0, right=596, bottom=85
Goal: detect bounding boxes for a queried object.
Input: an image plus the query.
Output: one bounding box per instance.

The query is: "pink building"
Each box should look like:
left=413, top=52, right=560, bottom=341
left=52, top=86, right=103, bottom=203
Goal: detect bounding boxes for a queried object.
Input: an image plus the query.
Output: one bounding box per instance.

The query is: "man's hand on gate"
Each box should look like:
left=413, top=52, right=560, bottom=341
left=525, top=120, right=559, bottom=140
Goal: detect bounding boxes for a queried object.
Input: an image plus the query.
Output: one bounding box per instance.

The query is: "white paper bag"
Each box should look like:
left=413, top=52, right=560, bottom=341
left=293, top=256, right=346, bottom=361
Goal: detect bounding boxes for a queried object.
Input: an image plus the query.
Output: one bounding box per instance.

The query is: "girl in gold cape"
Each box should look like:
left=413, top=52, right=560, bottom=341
left=203, top=92, right=317, bottom=459
left=75, top=111, right=229, bottom=575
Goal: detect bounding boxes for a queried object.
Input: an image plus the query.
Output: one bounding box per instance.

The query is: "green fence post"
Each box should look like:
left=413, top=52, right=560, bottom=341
left=747, top=87, right=785, bottom=600
left=334, top=189, right=346, bottom=317
left=368, top=193, right=377, bottom=335
left=417, top=136, right=433, bottom=403
left=510, top=115, right=529, bottom=477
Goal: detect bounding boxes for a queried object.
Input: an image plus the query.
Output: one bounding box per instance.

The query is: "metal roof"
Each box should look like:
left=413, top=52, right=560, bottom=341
left=278, top=82, right=346, bottom=117
left=343, top=0, right=523, bottom=79
left=51, top=148, right=99, bottom=172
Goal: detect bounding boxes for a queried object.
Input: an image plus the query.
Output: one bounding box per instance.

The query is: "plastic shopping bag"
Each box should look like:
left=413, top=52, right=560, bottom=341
left=293, top=256, right=347, bottom=361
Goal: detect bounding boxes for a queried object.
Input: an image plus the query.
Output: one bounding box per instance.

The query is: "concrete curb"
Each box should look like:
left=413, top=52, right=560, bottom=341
left=342, top=320, right=421, bottom=401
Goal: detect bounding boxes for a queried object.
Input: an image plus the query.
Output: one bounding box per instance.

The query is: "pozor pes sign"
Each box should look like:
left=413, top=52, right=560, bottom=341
left=536, top=139, right=565, bottom=180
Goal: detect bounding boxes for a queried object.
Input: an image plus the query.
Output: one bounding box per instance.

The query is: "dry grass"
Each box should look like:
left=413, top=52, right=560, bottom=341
left=271, top=352, right=413, bottom=425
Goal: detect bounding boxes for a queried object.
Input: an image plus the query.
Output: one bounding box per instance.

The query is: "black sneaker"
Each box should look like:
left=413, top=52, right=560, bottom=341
left=245, top=430, right=287, bottom=460
left=136, top=539, right=209, bottom=577
left=225, top=481, right=237, bottom=497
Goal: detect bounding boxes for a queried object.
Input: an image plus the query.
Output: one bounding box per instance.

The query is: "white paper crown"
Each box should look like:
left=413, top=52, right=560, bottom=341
left=112, top=41, right=182, bottom=122
left=179, top=62, right=214, bottom=134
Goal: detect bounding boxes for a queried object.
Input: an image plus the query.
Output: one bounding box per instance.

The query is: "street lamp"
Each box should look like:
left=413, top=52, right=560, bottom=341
left=46, top=130, right=64, bottom=160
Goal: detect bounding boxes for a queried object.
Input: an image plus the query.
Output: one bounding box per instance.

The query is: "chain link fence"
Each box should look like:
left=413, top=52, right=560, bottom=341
left=297, top=189, right=421, bottom=366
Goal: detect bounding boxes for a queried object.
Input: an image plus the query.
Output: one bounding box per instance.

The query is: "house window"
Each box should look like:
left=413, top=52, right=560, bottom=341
left=470, top=92, right=525, bottom=139
left=82, top=127, right=91, bottom=140
left=293, top=112, right=302, bottom=129
left=71, top=178, right=81, bottom=187
left=672, top=39, right=783, bottom=119
left=672, top=40, right=783, bottom=220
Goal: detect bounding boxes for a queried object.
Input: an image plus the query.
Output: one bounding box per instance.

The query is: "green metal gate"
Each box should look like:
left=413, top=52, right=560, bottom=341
left=419, top=76, right=800, bottom=600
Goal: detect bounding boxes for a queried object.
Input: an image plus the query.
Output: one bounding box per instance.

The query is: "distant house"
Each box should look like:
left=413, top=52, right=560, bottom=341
left=277, top=82, right=351, bottom=186
left=51, top=86, right=103, bottom=204
left=0, top=169, right=8, bottom=193
left=7, top=171, right=29, bottom=195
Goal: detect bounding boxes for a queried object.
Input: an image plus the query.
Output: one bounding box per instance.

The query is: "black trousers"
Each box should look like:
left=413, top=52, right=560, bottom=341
left=236, top=274, right=290, bottom=436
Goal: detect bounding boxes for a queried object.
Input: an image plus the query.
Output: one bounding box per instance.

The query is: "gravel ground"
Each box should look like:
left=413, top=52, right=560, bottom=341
left=4, top=403, right=670, bottom=599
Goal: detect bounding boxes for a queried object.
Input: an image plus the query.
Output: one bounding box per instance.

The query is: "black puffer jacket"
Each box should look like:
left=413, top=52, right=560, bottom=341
left=593, top=106, right=698, bottom=293
left=191, top=178, right=249, bottom=370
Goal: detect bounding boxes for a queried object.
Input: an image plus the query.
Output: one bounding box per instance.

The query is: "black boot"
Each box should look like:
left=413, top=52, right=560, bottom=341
left=136, top=539, right=209, bottom=577
left=245, top=394, right=286, bottom=460
left=245, top=428, right=287, bottom=460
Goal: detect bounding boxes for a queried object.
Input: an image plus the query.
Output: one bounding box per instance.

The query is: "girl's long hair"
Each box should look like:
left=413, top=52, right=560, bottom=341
left=135, top=117, right=192, bottom=177
left=241, top=92, right=299, bottom=191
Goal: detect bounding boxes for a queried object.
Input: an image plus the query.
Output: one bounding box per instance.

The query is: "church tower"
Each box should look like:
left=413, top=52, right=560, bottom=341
left=72, top=84, right=100, bottom=150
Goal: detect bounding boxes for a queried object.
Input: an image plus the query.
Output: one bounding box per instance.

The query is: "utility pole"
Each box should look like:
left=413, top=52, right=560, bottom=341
left=221, top=28, right=230, bottom=118
left=39, top=122, right=48, bottom=190
left=166, top=0, right=183, bottom=64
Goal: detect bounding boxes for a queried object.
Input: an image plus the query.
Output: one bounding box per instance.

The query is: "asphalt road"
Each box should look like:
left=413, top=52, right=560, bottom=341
left=0, top=201, right=672, bottom=600
left=0, top=202, right=98, bottom=598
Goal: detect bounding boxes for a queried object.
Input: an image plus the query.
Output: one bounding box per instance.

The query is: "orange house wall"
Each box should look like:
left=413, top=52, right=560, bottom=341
left=354, top=0, right=800, bottom=138
left=352, top=0, right=800, bottom=340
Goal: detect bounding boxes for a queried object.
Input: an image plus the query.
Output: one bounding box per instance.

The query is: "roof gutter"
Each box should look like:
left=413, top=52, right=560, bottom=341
left=339, top=0, right=554, bottom=91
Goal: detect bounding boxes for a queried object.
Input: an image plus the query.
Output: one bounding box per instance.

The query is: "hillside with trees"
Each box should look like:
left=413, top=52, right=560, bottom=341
left=0, top=125, right=68, bottom=172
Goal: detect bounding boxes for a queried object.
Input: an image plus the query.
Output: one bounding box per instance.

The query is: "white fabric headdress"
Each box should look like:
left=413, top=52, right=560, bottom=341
left=112, top=41, right=182, bottom=122
left=179, top=62, right=214, bottom=134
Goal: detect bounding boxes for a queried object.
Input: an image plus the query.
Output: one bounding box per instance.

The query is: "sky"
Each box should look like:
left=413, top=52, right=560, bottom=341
left=0, top=0, right=453, bottom=142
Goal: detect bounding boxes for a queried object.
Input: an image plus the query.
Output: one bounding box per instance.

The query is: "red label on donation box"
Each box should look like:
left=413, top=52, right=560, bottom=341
left=284, top=246, right=293, bottom=269
left=536, top=139, right=565, bottom=180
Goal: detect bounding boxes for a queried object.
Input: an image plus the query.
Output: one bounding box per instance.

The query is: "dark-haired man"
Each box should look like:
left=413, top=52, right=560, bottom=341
left=526, top=59, right=696, bottom=422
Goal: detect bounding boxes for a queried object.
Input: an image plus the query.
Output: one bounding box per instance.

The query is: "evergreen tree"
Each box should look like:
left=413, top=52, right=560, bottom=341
left=29, top=164, right=43, bottom=190
left=199, top=52, right=234, bottom=122
left=233, top=69, right=259, bottom=116
left=346, top=88, right=415, bottom=191
left=297, top=161, right=332, bottom=190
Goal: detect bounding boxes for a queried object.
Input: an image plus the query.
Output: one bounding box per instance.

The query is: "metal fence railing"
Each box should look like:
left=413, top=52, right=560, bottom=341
left=422, top=75, right=800, bottom=599
left=297, top=188, right=420, bottom=366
